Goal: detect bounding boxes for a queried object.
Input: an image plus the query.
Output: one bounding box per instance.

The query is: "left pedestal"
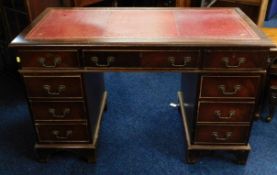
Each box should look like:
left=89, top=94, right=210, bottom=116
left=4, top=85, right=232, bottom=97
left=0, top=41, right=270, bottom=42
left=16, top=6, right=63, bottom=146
left=21, top=71, right=107, bottom=163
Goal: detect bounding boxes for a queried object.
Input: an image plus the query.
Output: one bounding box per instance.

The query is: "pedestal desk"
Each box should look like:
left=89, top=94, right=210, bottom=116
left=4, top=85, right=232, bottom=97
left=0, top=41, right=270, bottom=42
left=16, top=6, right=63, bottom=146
left=10, top=8, right=274, bottom=164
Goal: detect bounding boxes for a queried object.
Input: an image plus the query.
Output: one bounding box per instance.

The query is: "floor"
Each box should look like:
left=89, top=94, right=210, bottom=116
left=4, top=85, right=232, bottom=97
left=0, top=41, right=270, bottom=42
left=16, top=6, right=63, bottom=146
left=264, top=14, right=277, bottom=27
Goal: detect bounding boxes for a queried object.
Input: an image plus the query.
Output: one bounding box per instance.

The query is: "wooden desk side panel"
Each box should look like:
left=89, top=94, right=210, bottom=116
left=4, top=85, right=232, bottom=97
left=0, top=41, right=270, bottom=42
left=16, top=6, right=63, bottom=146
left=83, top=73, right=105, bottom=140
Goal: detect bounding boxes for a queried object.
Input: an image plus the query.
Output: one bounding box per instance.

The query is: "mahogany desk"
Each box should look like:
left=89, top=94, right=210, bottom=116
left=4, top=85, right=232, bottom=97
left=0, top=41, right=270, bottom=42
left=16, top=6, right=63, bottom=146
left=10, top=8, right=274, bottom=164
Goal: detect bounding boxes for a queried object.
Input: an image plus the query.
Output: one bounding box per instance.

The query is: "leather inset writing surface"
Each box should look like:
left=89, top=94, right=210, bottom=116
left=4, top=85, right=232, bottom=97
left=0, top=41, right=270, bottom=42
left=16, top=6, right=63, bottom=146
left=25, top=8, right=259, bottom=41
left=27, top=10, right=110, bottom=39
left=104, top=10, right=178, bottom=38
left=175, top=10, right=258, bottom=39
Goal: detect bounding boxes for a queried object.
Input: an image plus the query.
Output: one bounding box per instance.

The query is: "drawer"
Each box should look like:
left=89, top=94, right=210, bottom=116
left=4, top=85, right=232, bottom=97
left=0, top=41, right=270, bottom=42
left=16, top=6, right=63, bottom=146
left=83, top=50, right=200, bottom=68
left=18, top=50, right=79, bottom=69
left=202, top=50, right=267, bottom=69
left=200, top=76, right=260, bottom=99
left=140, top=51, right=200, bottom=68
left=197, top=102, right=254, bottom=123
left=83, top=51, right=140, bottom=67
left=30, top=101, right=86, bottom=121
left=194, top=125, right=250, bottom=144
left=36, top=123, right=89, bottom=143
left=24, top=75, right=83, bottom=98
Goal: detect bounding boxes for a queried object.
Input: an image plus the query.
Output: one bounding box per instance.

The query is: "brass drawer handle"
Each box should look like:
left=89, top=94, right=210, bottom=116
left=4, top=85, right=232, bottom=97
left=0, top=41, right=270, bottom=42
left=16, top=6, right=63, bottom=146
left=168, top=56, right=191, bottom=67
left=214, top=110, right=236, bottom=119
left=90, top=56, right=115, bottom=67
left=52, top=130, right=72, bottom=139
left=222, top=57, right=246, bottom=68
left=43, top=85, right=66, bottom=96
left=212, top=131, right=232, bottom=141
left=38, top=57, right=61, bottom=68
left=218, top=85, right=241, bottom=95
left=48, top=108, right=71, bottom=118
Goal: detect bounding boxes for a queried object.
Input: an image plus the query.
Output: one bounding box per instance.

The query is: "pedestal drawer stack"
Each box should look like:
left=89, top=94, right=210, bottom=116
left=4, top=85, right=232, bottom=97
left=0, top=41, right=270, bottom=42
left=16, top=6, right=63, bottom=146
left=181, top=49, right=268, bottom=164
left=18, top=49, right=106, bottom=162
left=196, top=75, right=259, bottom=144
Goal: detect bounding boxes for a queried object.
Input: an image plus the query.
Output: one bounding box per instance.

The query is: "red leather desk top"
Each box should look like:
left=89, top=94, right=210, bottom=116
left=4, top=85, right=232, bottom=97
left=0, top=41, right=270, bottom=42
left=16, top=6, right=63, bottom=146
left=10, top=8, right=274, bottom=47
left=25, top=8, right=259, bottom=41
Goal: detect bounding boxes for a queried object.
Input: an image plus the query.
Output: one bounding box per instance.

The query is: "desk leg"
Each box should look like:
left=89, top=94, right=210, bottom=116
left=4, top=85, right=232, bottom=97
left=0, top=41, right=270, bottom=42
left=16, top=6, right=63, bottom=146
left=235, top=150, right=250, bottom=165
left=266, top=88, right=275, bottom=122
left=36, top=149, right=50, bottom=163
left=187, top=150, right=199, bottom=164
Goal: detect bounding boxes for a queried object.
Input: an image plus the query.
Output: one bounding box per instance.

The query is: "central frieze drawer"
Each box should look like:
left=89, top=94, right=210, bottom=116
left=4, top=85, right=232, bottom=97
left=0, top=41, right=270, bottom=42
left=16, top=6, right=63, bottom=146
left=194, top=125, right=250, bottom=144
left=18, top=50, right=79, bottom=69
left=83, top=50, right=200, bottom=68
left=202, top=50, right=267, bottom=69
left=24, top=75, right=83, bottom=98
left=200, top=76, right=260, bottom=99
left=30, top=101, right=86, bottom=121
left=197, top=101, right=254, bottom=123
left=36, top=123, right=89, bottom=143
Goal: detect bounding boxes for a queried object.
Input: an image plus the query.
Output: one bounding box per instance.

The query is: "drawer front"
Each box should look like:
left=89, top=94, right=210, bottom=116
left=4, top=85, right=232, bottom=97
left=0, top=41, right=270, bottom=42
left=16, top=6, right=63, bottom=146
left=24, top=76, right=83, bottom=98
left=19, top=50, right=79, bottom=68
left=30, top=101, right=86, bottom=121
left=83, top=51, right=140, bottom=67
left=197, top=102, right=254, bottom=123
left=83, top=50, right=200, bottom=68
left=202, top=50, right=267, bottom=69
left=200, top=76, right=260, bottom=99
left=140, top=51, right=199, bottom=68
left=194, top=125, right=250, bottom=144
left=36, top=123, right=89, bottom=143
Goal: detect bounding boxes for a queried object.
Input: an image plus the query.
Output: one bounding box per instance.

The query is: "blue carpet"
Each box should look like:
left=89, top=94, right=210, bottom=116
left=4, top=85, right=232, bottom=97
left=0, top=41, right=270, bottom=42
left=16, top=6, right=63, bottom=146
left=1, top=72, right=277, bottom=175
left=264, top=14, right=277, bottom=27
